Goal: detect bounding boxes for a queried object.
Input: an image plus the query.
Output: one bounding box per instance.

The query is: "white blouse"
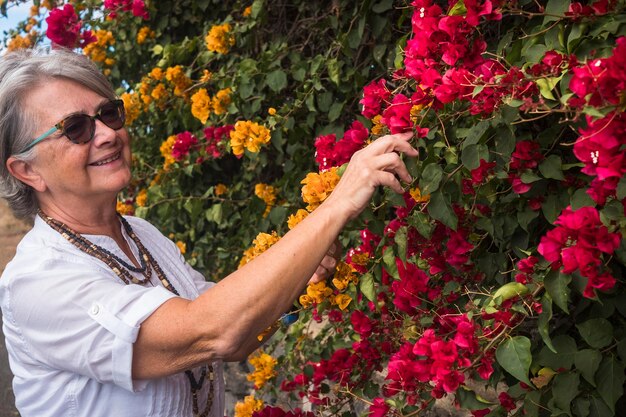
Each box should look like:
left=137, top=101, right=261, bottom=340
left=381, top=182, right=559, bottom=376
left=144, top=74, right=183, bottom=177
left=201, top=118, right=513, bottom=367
left=0, top=215, right=224, bottom=417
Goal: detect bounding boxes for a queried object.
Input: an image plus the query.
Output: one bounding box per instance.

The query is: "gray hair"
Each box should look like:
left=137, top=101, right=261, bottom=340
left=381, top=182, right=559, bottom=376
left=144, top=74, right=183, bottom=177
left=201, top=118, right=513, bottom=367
left=0, top=47, right=117, bottom=219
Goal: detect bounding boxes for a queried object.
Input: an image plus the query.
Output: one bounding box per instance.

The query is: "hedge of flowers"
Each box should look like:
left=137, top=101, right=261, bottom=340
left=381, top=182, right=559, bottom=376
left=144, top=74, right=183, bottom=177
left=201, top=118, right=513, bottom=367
left=3, top=0, right=625, bottom=416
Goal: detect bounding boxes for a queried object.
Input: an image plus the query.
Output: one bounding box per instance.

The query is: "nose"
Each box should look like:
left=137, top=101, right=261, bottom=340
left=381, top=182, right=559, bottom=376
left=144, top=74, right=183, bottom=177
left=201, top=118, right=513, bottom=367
left=91, top=118, right=120, bottom=147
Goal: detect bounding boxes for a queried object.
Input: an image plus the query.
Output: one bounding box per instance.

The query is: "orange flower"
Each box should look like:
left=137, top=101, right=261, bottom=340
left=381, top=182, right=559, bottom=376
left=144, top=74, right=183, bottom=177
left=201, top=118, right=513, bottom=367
left=300, top=167, right=340, bottom=211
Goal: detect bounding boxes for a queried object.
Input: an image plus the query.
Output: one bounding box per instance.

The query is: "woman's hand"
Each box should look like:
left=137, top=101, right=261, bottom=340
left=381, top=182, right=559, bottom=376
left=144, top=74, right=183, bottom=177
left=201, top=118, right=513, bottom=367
left=324, top=132, right=418, bottom=222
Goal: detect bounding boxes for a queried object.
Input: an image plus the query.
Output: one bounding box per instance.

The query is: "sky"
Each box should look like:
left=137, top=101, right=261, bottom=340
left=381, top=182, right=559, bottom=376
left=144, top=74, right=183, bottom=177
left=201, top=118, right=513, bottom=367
left=0, top=1, right=34, bottom=34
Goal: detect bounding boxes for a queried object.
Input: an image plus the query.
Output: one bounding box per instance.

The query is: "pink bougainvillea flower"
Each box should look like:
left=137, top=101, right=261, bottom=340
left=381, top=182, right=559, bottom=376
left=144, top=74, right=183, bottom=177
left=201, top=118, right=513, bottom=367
left=392, top=259, right=430, bottom=315
left=369, top=398, right=390, bottom=417
left=46, top=4, right=95, bottom=49
left=104, top=0, right=150, bottom=19
left=381, top=94, right=414, bottom=133
left=471, top=159, right=496, bottom=184
left=314, top=121, right=369, bottom=170
left=360, top=79, right=391, bottom=119
left=538, top=206, right=621, bottom=297
left=171, top=131, right=198, bottom=160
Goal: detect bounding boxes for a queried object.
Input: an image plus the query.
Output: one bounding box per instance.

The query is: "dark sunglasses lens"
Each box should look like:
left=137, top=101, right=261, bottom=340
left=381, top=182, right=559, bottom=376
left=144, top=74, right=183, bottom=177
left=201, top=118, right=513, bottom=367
left=100, top=101, right=125, bottom=129
left=63, top=116, right=94, bottom=144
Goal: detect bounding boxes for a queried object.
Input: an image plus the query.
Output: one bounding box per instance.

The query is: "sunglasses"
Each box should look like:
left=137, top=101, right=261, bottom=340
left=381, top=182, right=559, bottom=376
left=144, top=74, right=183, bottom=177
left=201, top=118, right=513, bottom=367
left=23, top=99, right=126, bottom=152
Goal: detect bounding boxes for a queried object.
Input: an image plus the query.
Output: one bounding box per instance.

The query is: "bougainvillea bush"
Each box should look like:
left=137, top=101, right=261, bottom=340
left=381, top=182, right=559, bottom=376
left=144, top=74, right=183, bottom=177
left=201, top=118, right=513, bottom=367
left=3, top=0, right=626, bottom=416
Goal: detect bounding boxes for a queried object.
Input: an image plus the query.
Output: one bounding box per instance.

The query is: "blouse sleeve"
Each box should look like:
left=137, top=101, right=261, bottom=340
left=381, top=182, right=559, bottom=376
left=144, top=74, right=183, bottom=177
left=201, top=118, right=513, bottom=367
left=4, top=255, right=176, bottom=392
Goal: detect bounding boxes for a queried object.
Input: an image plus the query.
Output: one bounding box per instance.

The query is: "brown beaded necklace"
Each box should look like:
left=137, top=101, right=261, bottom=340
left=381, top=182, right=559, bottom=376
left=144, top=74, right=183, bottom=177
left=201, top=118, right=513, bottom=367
left=38, top=210, right=215, bottom=417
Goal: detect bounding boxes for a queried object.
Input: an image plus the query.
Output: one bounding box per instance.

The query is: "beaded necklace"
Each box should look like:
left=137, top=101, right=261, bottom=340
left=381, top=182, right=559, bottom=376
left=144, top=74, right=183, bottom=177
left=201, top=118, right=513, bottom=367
left=38, top=210, right=215, bottom=417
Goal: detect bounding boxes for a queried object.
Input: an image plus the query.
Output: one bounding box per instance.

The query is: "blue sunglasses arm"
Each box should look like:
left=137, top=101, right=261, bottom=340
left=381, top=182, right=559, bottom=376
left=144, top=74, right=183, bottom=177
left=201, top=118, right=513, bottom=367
left=22, top=126, right=59, bottom=152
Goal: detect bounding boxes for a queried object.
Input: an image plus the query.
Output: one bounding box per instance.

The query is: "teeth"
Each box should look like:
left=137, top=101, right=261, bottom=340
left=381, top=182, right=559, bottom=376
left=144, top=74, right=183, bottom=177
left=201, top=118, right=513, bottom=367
left=92, top=152, right=120, bottom=166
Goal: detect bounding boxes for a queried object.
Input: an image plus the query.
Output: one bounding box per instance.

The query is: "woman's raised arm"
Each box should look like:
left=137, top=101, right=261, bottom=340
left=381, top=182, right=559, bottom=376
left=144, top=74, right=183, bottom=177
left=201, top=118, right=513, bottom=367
left=131, top=132, right=418, bottom=379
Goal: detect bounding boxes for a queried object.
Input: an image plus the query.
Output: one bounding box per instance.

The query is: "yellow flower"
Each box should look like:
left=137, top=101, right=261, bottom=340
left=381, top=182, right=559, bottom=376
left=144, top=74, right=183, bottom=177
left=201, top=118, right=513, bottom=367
left=160, top=135, right=177, bottom=169
left=243, top=6, right=252, bottom=17
left=166, top=65, right=192, bottom=97
left=299, top=281, right=333, bottom=307
left=137, top=26, right=155, bottom=44
left=211, top=87, right=232, bottom=115
left=234, top=395, right=263, bottom=417
left=121, top=92, right=141, bottom=125
left=135, top=189, right=148, bottom=207
left=300, top=167, right=340, bottom=211
left=7, top=35, right=32, bottom=51
left=229, top=120, right=271, bottom=157
left=268, top=107, right=276, bottom=116
left=371, top=114, right=386, bottom=136
left=333, top=293, right=352, bottom=310
left=116, top=201, right=134, bottom=215
left=255, top=183, right=278, bottom=217
left=332, top=261, right=358, bottom=291
left=254, top=183, right=277, bottom=206
left=175, top=241, right=187, bottom=255
left=287, top=209, right=309, bottom=230
left=150, top=83, right=168, bottom=102
left=246, top=351, right=277, bottom=389
left=191, top=88, right=212, bottom=124
left=29, top=5, right=39, bottom=17
left=238, top=231, right=281, bottom=268
left=83, top=30, right=115, bottom=64
left=409, top=186, right=430, bottom=203
left=200, top=69, right=213, bottom=83
left=205, top=23, right=235, bottom=54
left=214, top=183, right=228, bottom=196
left=150, top=67, right=164, bottom=81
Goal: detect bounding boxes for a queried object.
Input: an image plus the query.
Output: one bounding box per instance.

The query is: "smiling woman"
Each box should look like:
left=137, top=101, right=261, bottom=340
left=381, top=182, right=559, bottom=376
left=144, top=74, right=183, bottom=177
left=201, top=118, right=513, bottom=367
left=0, top=47, right=417, bottom=417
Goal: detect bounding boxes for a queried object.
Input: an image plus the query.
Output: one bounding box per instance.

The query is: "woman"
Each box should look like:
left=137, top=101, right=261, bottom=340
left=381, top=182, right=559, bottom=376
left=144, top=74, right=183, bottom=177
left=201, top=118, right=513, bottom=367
left=0, top=48, right=417, bottom=417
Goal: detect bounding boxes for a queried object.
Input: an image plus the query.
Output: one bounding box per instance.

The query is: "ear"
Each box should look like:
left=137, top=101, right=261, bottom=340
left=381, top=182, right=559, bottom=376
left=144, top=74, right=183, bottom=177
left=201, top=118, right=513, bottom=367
left=6, top=156, right=47, bottom=193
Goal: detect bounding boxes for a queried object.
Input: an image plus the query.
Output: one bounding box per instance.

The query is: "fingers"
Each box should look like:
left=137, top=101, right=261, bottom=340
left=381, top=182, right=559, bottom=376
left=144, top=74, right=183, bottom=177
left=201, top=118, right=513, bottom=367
left=371, top=152, right=413, bottom=184
left=308, top=240, right=342, bottom=284
left=369, top=132, right=419, bottom=157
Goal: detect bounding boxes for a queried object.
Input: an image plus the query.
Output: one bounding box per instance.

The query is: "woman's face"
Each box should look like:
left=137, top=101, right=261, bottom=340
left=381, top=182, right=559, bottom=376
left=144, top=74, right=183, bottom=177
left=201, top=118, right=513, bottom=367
left=23, top=78, right=132, bottom=209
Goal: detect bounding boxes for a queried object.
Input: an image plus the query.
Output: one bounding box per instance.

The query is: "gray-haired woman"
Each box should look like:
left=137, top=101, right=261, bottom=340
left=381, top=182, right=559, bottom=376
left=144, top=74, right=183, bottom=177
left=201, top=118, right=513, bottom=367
left=0, top=48, right=417, bottom=417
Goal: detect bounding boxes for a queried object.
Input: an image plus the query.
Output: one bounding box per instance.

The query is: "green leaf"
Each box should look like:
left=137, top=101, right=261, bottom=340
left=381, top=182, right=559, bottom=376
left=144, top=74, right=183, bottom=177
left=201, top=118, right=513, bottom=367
left=575, top=349, right=602, bottom=386
left=595, top=356, right=626, bottom=413
left=589, top=395, right=613, bottom=417
left=496, top=336, right=533, bottom=386
left=521, top=172, right=542, bottom=184
left=517, top=209, right=539, bottom=232
left=427, top=191, right=458, bottom=230
left=543, top=0, right=570, bottom=24
left=395, top=226, right=408, bottom=263
left=448, top=0, right=467, bottom=16
left=461, top=144, right=490, bottom=171
left=537, top=335, right=578, bottom=370
left=536, top=77, right=559, bottom=100
left=571, top=188, right=596, bottom=210
left=327, top=58, right=341, bottom=85
left=538, top=294, right=557, bottom=353
left=359, top=272, right=376, bottom=302
left=539, top=155, right=565, bottom=180
left=460, top=121, right=489, bottom=148
left=205, top=204, right=223, bottom=224
left=372, top=0, right=393, bottom=13
left=616, top=175, right=626, bottom=200
left=523, top=44, right=548, bottom=64
left=544, top=270, right=571, bottom=313
left=408, top=211, right=435, bottom=239
left=266, top=69, right=288, bottom=92
left=419, top=163, right=443, bottom=195
left=577, top=319, right=613, bottom=349
left=552, top=371, right=580, bottom=416
left=383, top=246, right=399, bottom=280
left=542, top=194, right=565, bottom=224
left=328, top=102, right=344, bottom=122
left=455, top=386, right=494, bottom=410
